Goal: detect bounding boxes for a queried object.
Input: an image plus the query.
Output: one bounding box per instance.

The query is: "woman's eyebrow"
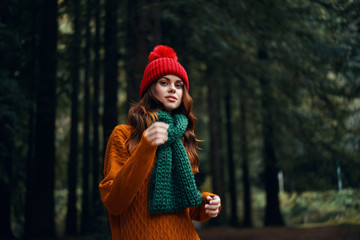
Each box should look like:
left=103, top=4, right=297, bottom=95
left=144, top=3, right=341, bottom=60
left=159, top=76, right=182, bottom=82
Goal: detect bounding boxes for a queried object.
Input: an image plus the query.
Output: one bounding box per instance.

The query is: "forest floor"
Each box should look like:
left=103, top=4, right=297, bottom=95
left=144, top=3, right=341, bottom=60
left=197, top=224, right=360, bottom=240
left=58, top=224, right=360, bottom=240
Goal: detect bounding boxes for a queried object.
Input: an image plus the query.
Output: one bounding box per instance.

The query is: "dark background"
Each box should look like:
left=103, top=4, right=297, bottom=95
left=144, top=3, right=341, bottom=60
left=1, top=0, right=360, bottom=239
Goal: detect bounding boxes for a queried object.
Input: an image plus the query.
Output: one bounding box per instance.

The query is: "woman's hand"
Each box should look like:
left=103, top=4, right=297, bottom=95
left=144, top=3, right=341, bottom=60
left=144, top=122, right=169, bottom=146
left=204, top=195, right=221, bottom=218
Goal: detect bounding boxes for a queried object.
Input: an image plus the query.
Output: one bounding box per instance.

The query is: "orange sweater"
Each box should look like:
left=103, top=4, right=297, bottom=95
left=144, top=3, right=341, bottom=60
left=99, top=125, right=218, bottom=240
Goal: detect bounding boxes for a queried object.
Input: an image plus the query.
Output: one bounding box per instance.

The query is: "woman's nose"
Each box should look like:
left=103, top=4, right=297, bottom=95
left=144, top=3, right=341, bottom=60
left=168, top=84, right=176, bottom=93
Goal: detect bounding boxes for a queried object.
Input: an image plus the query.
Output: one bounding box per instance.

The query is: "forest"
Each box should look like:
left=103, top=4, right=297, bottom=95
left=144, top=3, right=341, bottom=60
left=1, top=0, right=360, bottom=239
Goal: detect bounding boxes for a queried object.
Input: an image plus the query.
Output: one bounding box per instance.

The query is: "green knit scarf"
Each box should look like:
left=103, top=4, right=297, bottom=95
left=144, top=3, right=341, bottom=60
left=148, top=111, right=202, bottom=213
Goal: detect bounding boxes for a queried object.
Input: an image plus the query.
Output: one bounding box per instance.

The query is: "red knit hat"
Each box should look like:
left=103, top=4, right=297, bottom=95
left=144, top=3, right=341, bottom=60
left=140, top=45, right=189, bottom=98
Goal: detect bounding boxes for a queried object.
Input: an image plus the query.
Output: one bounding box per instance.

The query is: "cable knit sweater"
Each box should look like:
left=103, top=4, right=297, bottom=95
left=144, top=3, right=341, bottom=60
left=99, top=124, right=218, bottom=240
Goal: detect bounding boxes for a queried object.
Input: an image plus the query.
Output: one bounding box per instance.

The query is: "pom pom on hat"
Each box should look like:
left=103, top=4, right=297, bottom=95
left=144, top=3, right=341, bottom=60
left=140, top=45, right=189, bottom=98
left=148, top=45, right=178, bottom=62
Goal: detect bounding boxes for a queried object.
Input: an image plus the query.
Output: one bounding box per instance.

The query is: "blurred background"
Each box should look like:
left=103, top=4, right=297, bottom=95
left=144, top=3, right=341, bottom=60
left=1, top=0, right=360, bottom=239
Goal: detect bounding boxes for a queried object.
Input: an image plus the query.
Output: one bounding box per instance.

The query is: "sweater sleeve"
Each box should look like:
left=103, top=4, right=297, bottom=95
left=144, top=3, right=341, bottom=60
left=189, top=192, right=221, bottom=222
left=99, top=125, right=157, bottom=215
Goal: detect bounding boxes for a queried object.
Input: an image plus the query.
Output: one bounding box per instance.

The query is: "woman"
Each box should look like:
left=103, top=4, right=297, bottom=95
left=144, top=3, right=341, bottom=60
left=99, top=45, right=221, bottom=240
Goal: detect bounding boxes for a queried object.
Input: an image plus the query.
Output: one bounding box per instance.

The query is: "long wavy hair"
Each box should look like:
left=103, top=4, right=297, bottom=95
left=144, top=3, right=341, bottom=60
left=126, top=81, right=200, bottom=173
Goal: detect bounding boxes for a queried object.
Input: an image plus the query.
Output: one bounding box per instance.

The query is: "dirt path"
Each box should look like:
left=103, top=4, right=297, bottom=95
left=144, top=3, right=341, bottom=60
left=197, top=225, right=360, bottom=240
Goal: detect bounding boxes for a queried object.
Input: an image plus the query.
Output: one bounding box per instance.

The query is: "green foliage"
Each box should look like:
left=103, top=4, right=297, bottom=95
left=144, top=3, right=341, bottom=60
left=281, top=188, right=360, bottom=226
left=158, top=1, right=360, bottom=219
left=248, top=188, right=360, bottom=227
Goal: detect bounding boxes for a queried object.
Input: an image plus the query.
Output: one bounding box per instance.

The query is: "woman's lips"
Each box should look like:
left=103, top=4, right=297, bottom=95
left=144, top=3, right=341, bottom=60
left=165, top=96, right=177, bottom=102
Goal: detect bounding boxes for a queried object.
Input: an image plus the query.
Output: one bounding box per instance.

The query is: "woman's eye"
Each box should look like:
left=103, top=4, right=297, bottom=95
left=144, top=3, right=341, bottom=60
left=160, top=81, right=167, bottom=86
left=176, top=83, right=183, bottom=88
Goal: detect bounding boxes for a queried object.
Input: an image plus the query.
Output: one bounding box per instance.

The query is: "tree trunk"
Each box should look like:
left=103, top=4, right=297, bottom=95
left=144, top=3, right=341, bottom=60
left=66, top=0, right=81, bottom=235
left=239, top=77, right=253, bottom=227
left=0, top=113, right=15, bottom=239
left=258, top=49, right=284, bottom=227
left=207, top=68, right=226, bottom=225
left=224, top=76, right=238, bottom=227
left=262, top=110, right=284, bottom=226
left=103, top=0, right=119, bottom=147
left=24, top=0, right=57, bottom=237
left=126, top=0, right=162, bottom=106
left=0, top=3, right=18, bottom=239
left=81, top=0, right=91, bottom=234
left=91, top=0, right=102, bottom=231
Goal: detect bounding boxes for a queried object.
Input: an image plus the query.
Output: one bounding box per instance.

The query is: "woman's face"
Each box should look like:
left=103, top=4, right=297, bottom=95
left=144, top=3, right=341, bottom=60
left=154, top=74, right=184, bottom=112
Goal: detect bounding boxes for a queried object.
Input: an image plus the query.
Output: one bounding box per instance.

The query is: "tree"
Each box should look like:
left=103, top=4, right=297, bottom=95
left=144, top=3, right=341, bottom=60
left=66, top=0, right=81, bottom=235
left=0, top=79, right=18, bottom=240
left=103, top=0, right=119, bottom=147
left=224, top=75, right=239, bottom=227
left=239, top=76, right=253, bottom=227
left=125, top=0, right=162, bottom=106
left=0, top=83, right=16, bottom=239
left=81, top=0, right=92, bottom=234
left=259, top=49, right=284, bottom=226
left=91, top=0, right=103, bottom=232
left=0, top=2, right=19, bottom=238
left=24, top=0, right=58, bottom=237
left=207, top=66, right=227, bottom=225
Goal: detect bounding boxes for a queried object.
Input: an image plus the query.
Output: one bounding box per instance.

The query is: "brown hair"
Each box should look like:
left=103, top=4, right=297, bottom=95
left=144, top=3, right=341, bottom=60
left=126, top=82, right=200, bottom=173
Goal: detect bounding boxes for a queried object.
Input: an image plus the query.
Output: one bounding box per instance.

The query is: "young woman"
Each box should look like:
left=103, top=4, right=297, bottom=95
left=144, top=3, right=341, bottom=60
left=99, top=45, right=221, bottom=240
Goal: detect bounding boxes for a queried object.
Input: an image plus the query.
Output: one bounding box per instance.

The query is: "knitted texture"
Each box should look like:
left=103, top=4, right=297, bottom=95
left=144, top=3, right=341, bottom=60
left=140, top=45, right=189, bottom=98
left=99, top=125, right=219, bottom=240
left=148, top=111, right=202, bottom=213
